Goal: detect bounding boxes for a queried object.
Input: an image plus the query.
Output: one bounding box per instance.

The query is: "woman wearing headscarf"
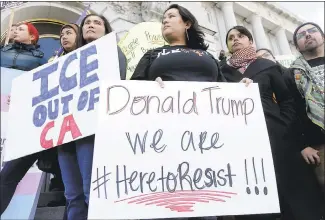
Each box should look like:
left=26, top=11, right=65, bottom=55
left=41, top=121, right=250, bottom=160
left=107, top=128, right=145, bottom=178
left=221, top=25, right=324, bottom=220
left=56, top=14, right=126, bottom=220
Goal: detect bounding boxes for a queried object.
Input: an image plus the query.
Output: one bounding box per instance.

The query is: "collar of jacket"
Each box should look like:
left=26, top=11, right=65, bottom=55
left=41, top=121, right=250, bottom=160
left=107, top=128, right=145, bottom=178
left=2, top=42, right=40, bottom=52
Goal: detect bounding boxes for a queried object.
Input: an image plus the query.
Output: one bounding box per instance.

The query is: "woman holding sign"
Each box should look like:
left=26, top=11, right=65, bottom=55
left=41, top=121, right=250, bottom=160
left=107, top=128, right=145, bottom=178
left=221, top=26, right=324, bottom=220
left=57, top=14, right=127, bottom=220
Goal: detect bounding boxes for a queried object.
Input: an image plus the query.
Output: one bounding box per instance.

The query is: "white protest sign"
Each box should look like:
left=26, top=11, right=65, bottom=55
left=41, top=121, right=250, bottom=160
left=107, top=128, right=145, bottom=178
left=275, top=55, right=297, bottom=68
left=88, top=81, right=280, bottom=219
left=4, top=32, right=121, bottom=161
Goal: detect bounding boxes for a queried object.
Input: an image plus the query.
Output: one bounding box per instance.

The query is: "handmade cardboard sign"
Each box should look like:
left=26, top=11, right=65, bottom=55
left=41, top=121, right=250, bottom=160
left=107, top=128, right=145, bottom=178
left=4, top=32, right=120, bottom=161
left=88, top=80, right=280, bottom=219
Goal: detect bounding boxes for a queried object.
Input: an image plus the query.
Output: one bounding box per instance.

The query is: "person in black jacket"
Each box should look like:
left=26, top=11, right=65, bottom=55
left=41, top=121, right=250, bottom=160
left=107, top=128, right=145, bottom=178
left=286, top=22, right=325, bottom=195
left=256, top=48, right=290, bottom=76
left=221, top=25, right=324, bottom=220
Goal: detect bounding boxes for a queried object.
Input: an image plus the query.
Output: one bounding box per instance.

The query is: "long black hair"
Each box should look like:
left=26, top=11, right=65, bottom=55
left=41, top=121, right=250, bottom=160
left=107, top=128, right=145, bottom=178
left=163, top=4, right=208, bottom=50
left=78, top=14, right=113, bottom=48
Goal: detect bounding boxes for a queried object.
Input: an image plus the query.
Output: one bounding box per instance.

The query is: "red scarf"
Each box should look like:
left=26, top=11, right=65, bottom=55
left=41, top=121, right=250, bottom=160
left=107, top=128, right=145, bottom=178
left=229, top=46, right=257, bottom=70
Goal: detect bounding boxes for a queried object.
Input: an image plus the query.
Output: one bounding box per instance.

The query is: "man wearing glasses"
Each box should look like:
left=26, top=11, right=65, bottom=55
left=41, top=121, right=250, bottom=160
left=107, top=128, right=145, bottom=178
left=289, top=22, right=325, bottom=207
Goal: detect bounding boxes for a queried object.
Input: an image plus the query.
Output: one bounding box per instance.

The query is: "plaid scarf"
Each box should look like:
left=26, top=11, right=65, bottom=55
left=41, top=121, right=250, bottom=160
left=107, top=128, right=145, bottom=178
left=229, top=46, right=257, bottom=70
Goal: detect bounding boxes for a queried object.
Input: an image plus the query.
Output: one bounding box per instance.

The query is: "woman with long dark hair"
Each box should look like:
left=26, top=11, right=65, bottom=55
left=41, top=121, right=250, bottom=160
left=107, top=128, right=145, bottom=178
left=221, top=25, right=324, bottom=220
left=57, top=14, right=126, bottom=220
left=131, top=4, right=227, bottom=83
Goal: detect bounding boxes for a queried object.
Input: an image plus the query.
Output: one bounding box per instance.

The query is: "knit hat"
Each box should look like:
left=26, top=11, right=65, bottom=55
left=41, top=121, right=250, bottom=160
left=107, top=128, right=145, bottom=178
left=60, top=23, right=79, bottom=36
left=24, top=22, right=39, bottom=44
left=293, top=22, right=324, bottom=47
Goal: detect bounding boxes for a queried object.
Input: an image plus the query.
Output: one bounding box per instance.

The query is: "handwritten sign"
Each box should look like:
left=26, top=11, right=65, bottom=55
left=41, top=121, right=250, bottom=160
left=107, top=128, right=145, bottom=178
left=88, top=81, right=280, bottom=219
left=275, top=55, right=296, bottom=68
left=0, top=67, right=25, bottom=166
left=118, top=22, right=167, bottom=79
left=1, top=67, right=44, bottom=220
left=4, top=32, right=121, bottom=161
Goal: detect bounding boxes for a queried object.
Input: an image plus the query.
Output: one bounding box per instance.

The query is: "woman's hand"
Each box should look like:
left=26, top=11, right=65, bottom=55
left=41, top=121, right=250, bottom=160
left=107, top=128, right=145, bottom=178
left=240, top=78, right=253, bottom=87
left=155, top=77, right=165, bottom=88
left=301, top=146, right=321, bottom=165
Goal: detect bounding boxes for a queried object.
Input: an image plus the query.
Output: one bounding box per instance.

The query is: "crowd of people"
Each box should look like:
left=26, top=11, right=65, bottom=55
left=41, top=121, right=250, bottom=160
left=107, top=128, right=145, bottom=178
left=0, top=4, right=324, bottom=220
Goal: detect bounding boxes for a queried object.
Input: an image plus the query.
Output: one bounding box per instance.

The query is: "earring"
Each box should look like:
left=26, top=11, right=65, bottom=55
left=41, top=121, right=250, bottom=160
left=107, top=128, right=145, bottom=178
left=185, top=28, right=189, bottom=41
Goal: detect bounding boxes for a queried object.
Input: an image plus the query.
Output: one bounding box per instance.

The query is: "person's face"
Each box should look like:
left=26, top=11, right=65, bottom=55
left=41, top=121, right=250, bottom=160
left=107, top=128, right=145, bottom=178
left=60, top=27, right=77, bottom=52
left=296, top=24, right=324, bottom=52
left=82, top=16, right=106, bottom=43
left=9, top=26, right=17, bottom=40
left=227, top=29, right=252, bottom=53
left=256, top=50, right=276, bottom=63
left=162, top=8, right=191, bottom=43
left=14, top=24, right=34, bottom=44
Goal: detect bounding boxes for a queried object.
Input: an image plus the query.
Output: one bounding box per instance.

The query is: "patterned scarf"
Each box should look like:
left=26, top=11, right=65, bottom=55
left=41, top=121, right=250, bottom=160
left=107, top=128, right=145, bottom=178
left=229, top=46, right=257, bottom=70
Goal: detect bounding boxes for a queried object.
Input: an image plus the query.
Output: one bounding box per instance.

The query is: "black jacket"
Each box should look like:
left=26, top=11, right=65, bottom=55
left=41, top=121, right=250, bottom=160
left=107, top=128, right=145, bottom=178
left=284, top=68, right=325, bottom=150
left=131, top=45, right=226, bottom=82
left=117, top=46, right=127, bottom=80
left=221, top=58, right=296, bottom=140
left=1, top=42, right=47, bottom=71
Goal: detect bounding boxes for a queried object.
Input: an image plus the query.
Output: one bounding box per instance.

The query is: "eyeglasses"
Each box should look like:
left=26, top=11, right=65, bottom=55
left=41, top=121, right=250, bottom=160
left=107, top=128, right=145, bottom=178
left=296, top=27, right=319, bottom=40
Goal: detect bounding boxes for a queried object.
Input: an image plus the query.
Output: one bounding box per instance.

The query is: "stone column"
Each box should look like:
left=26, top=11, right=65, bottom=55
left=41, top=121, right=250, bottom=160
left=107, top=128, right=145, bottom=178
left=275, top=28, right=292, bottom=55
left=250, top=13, right=269, bottom=50
left=220, top=2, right=237, bottom=31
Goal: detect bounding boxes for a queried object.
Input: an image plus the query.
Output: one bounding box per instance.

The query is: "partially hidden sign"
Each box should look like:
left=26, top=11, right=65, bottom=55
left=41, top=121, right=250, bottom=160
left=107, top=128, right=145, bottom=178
left=88, top=81, right=280, bottom=219
left=4, top=32, right=121, bottom=161
left=1, top=67, right=44, bottom=220
left=118, top=22, right=167, bottom=80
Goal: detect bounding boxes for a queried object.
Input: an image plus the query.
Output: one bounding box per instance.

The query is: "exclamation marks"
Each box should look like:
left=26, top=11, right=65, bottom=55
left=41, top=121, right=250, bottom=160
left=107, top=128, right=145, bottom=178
left=244, top=159, right=251, bottom=194
left=244, top=157, right=268, bottom=195
left=261, top=158, right=268, bottom=195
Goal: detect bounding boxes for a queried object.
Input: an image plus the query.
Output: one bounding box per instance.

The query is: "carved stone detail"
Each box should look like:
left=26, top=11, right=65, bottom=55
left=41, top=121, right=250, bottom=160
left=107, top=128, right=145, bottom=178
left=141, top=2, right=169, bottom=22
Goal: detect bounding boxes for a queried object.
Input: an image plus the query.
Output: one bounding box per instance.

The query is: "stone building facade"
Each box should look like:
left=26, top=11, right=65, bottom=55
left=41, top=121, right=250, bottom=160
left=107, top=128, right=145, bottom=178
left=1, top=1, right=304, bottom=59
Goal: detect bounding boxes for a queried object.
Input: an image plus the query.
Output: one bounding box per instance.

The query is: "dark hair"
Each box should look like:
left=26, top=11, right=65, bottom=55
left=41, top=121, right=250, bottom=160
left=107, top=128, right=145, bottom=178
left=293, top=22, right=325, bottom=48
left=256, top=48, right=275, bottom=59
left=163, top=4, right=208, bottom=50
left=225, top=26, right=254, bottom=49
left=78, top=14, right=113, bottom=47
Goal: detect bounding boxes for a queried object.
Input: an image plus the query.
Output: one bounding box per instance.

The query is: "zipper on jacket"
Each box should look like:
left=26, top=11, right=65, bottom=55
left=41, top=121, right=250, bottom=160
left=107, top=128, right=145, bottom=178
left=12, top=51, right=20, bottom=68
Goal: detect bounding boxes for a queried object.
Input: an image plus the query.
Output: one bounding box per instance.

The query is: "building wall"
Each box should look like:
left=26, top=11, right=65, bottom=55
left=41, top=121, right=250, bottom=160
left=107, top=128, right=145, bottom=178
left=1, top=1, right=304, bottom=57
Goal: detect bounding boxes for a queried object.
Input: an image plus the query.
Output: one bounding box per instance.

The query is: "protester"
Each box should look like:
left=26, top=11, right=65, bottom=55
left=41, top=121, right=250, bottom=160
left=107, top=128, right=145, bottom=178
left=56, top=14, right=126, bottom=220
left=131, top=4, right=226, bottom=83
left=286, top=22, right=325, bottom=194
left=221, top=25, right=324, bottom=220
left=0, top=22, right=65, bottom=214
left=48, top=23, right=79, bottom=62
left=1, top=24, right=17, bottom=47
left=1, top=22, right=46, bottom=70
left=256, top=48, right=291, bottom=76
left=131, top=5, right=253, bottom=220
left=218, top=49, right=227, bottom=67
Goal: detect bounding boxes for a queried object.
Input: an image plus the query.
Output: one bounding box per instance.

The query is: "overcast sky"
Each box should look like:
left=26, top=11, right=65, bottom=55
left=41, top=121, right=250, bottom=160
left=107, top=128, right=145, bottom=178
left=275, top=2, right=324, bottom=30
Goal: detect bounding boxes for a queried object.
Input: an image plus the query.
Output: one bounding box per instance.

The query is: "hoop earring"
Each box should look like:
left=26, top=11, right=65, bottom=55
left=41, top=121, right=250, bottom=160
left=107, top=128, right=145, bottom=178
left=185, top=29, right=189, bottom=41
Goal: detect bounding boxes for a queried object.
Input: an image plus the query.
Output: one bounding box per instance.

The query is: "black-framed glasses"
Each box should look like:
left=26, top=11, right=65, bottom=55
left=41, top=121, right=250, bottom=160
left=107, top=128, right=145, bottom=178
left=296, top=27, right=319, bottom=40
